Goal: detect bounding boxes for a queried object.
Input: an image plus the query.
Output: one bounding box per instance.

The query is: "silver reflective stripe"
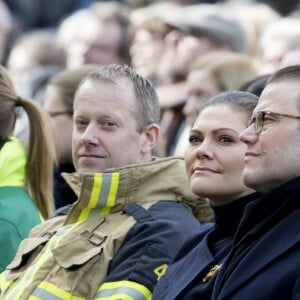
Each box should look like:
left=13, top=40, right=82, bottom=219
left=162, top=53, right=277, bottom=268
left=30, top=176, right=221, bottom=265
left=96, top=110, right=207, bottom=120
left=96, top=286, right=148, bottom=300
left=32, top=288, right=64, bottom=300
left=98, top=174, right=112, bottom=207
left=86, top=174, right=113, bottom=219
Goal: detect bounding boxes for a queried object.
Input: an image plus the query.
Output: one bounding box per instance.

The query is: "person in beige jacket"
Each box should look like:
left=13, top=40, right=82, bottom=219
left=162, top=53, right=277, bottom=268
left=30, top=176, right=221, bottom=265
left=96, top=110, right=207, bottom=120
left=0, top=64, right=211, bottom=300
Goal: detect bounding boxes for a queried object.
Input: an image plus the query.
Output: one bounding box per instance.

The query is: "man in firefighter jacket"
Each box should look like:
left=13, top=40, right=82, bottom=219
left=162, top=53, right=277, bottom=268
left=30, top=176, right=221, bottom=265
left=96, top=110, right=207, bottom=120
left=0, top=64, right=209, bottom=299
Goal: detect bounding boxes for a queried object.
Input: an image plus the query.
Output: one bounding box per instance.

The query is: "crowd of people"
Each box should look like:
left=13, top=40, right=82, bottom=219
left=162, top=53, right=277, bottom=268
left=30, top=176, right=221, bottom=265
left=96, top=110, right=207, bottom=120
left=0, top=0, right=299, bottom=299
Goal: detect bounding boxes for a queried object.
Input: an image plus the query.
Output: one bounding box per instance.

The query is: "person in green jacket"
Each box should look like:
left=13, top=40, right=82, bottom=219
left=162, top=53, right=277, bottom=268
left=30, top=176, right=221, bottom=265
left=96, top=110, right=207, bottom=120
left=0, top=65, right=55, bottom=271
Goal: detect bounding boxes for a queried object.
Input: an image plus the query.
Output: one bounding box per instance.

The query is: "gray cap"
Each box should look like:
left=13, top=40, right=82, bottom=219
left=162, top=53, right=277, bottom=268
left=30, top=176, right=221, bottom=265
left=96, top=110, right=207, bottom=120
left=162, top=4, right=248, bottom=53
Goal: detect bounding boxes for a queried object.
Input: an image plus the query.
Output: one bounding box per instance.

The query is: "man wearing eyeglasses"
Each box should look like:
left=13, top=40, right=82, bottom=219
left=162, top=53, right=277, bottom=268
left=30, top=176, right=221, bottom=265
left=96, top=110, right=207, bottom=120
left=212, top=65, right=300, bottom=299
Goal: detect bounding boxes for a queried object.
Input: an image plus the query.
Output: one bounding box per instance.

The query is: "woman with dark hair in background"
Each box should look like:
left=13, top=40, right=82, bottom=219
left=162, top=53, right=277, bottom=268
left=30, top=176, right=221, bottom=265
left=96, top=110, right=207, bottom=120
left=44, top=64, right=98, bottom=209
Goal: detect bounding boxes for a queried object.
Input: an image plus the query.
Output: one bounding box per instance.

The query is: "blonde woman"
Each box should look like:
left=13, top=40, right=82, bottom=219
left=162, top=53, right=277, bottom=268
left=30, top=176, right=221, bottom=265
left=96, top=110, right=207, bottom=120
left=0, top=65, right=55, bottom=271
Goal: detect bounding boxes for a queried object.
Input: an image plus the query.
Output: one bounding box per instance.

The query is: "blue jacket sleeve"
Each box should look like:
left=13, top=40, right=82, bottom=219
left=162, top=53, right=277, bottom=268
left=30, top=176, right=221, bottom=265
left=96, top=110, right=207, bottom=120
left=104, top=200, right=200, bottom=291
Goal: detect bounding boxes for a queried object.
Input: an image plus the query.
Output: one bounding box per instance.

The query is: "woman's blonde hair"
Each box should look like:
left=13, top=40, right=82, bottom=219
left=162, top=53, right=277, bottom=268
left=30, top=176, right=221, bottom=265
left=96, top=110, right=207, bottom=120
left=0, top=65, right=55, bottom=219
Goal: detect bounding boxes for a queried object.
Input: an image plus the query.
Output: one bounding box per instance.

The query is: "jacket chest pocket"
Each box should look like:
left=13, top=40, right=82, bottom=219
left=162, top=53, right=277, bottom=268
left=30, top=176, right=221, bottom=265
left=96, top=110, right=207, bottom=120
left=5, top=233, right=54, bottom=280
left=4, top=215, right=130, bottom=298
left=53, top=229, right=107, bottom=268
left=44, top=220, right=111, bottom=297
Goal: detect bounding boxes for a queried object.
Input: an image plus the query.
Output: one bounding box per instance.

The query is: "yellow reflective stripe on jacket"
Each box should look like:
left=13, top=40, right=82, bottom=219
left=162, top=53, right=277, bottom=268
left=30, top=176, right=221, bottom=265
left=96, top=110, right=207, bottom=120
left=78, top=173, right=119, bottom=222
left=0, top=272, right=13, bottom=296
left=28, top=296, right=40, bottom=300
left=95, top=281, right=152, bottom=300
left=31, top=281, right=84, bottom=300
left=4, top=223, right=81, bottom=300
left=78, top=174, right=103, bottom=222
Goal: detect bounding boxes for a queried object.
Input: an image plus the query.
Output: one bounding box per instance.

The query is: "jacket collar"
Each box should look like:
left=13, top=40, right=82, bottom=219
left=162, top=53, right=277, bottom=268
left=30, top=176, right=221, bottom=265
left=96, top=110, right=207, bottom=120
left=62, top=156, right=203, bottom=223
left=213, top=177, right=300, bottom=298
left=214, top=208, right=300, bottom=298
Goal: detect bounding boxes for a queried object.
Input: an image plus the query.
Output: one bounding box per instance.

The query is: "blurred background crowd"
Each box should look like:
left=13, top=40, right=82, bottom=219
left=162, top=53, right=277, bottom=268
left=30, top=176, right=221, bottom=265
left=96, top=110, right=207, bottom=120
left=0, top=0, right=299, bottom=205
left=0, top=0, right=299, bottom=274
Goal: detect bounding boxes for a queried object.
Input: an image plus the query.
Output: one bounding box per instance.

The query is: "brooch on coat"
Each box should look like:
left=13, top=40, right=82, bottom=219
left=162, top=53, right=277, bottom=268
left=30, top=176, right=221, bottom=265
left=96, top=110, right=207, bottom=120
left=202, top=264, right=223, bottom=282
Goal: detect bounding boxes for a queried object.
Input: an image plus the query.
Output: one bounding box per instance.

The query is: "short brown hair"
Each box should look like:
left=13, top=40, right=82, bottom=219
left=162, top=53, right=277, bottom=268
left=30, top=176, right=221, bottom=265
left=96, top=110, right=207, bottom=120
left=78, top=64, right=160, bottom=132
left=267, top=64, right=300, bottom=84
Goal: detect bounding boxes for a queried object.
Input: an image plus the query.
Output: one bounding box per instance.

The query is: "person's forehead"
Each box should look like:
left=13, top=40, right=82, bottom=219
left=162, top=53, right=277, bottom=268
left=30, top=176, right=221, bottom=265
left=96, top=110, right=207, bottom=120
left=78, top=19, right=122, bottom=42
left=80, top=76, right=132, bottom=88
left=194, top=104, right=246, bottom=128
left=75, top=77, right=136, bottom=106
left=255, top=80, right=300, bottom=113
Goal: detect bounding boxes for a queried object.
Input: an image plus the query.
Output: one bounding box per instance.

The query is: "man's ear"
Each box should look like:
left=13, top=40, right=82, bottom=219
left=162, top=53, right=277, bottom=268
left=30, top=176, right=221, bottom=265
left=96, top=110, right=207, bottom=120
left=141, top=123, right=160, bottom=154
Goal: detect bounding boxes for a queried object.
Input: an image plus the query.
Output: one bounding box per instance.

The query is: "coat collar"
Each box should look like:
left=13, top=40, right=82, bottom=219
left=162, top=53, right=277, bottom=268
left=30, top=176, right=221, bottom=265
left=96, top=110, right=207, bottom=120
left=214, top=208, right=300, bottom=298
left=213, top=177, right=300, bottom=298
left=62, top=157, right=205, bottom=224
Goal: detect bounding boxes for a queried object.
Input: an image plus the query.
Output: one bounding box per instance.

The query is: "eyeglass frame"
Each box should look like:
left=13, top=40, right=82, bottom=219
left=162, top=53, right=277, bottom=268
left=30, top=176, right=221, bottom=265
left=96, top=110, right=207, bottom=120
left=248, top=111, right=300, bottom=134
